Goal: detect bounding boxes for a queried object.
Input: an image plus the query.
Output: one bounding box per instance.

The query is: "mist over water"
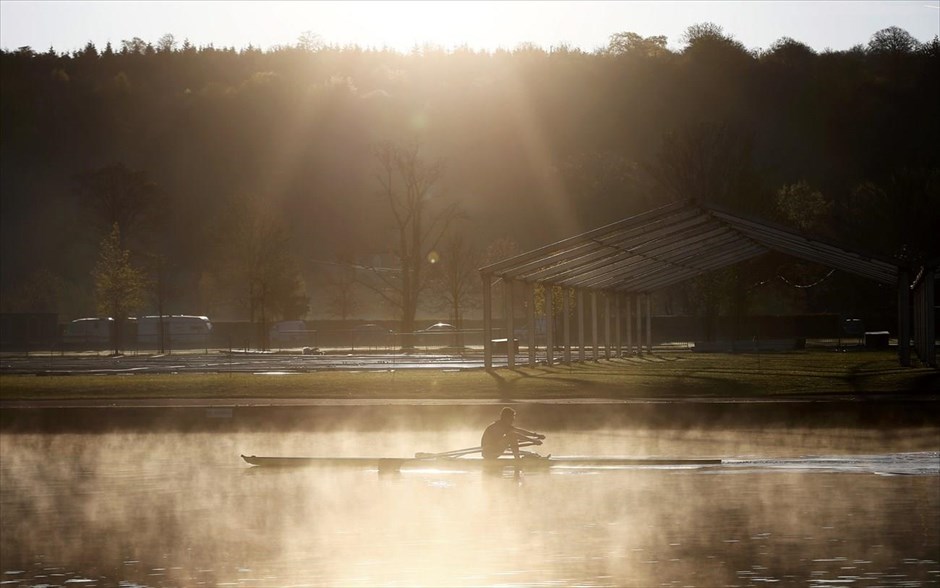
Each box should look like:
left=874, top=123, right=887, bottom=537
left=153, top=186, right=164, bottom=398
left=1, top=411, right=938, bottom=587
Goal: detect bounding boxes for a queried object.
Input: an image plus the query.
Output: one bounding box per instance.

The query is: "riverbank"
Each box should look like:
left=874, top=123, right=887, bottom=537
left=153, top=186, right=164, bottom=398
left=1, top=350, right=937, bottom=403
left=3, top=396, right=938, bottom=434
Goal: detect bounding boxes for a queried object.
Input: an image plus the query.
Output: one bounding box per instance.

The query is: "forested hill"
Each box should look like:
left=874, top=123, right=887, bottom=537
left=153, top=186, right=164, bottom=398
left=2, top=26, right=938, bottom=321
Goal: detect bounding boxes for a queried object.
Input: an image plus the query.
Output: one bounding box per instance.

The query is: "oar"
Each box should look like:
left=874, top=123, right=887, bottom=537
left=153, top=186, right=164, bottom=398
left=415, top=446, right=482, bottom=459
left=415, top=439, right=542, bottom=460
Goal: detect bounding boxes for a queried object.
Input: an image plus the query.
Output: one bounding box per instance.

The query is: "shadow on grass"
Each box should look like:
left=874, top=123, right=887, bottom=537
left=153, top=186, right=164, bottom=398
left=485, top=369, right=512, bottom=401
left=843, top=359, right=940, bottom=395
left=487, top=359, right=759, bottom=400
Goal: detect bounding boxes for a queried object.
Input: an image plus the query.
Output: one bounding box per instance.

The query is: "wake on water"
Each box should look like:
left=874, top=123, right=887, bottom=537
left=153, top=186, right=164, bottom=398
left=717, top=451, right=940, bottom=476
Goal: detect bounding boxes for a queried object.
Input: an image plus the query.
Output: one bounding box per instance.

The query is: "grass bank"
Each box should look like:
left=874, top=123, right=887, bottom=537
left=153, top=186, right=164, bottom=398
left=1, top=351, right=937, bottom=402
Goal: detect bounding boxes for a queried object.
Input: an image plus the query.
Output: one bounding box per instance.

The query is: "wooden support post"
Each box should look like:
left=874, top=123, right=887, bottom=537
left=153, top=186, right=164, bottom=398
left=506, top=279, right=515, bottom=368
left=646, top=293, right=653, bottom=354
left=563, top=288, right=571, bottom=364
left=578, top=289, right=585, bottom=362
left=898, top=269, right=911, bottom=367
left=546, top=284, right=554, bottom=366
left=591, top=291, right=599, bottom=361
left=911, top=267, right=936, bottom=367
left=635, top=294, right=643, bottom=356
left=527, top=282, right=536, bottom=366
left=615, top=292, right=622, bottom=358
left=626, top=293, right=633, bottom=355
left=483, top=273, right=492, bottom=368
left=604, top=292, right=611, bottom=360
left=926, top=268, right=936, bottom=367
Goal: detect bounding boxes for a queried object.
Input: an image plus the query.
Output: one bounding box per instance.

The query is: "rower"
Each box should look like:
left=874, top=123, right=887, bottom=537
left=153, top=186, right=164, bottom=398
left=481, top=407, right=545, bottom=460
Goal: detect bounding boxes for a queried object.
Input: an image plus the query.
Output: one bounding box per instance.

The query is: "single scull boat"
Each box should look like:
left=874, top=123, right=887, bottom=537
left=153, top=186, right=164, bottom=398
left=240, top=453, right=722, bottom=471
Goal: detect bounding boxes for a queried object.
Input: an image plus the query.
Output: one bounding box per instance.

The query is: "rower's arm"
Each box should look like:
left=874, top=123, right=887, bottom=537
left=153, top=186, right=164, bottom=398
left=513, top=426, right=545, bottom=440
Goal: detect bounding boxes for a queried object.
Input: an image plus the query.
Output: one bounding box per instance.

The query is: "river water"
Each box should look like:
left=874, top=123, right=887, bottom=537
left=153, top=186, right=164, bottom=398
left=1, top=404, right=938, bottom=587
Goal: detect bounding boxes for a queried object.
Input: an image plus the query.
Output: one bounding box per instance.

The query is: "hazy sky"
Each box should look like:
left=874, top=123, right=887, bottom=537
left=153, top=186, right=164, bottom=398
left=1, top=1, right=938, bottom=54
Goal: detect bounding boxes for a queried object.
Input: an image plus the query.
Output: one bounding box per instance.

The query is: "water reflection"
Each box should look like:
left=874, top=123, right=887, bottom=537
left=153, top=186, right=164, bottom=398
left=1, top=423, right=938, bottom=587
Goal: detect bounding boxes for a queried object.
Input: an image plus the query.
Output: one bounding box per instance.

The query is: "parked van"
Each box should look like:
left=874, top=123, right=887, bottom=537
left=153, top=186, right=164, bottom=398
left=137, top=315, right=212, bottom=349
left=62, top=317, right=113, bottom=347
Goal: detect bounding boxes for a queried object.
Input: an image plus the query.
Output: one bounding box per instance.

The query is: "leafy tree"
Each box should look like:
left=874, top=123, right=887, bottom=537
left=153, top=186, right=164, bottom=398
left=681, top=22, right=748, bottom=54
left=120, top=37, right=148, bottom=55
left=79, top=42, right=98, bottom=59
left=533, top=283, right=575, bottom=340
left=682, top=22, right=726, bottom=46
left=763, top=37, right=816, bottom=66
left=774, top=181, right=831, bottom=234
left=868, top=26, right=920, bottom=54
left=93, top=224, right=145, bottom=353
left=606, top=32, right=669, bottom=58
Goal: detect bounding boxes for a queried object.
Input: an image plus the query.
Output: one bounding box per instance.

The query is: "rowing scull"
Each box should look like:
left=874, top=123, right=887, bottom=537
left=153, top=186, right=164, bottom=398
left=240, top=454, right=722, bottom=471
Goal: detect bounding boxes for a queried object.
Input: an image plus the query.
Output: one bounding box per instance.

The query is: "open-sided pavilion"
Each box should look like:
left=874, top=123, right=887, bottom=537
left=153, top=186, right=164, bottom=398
left=479, top=199, right=936, bottom=369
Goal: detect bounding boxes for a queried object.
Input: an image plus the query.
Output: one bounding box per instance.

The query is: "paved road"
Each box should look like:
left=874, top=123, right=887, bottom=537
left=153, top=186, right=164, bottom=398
left=0, top=350, right=512, bottom=375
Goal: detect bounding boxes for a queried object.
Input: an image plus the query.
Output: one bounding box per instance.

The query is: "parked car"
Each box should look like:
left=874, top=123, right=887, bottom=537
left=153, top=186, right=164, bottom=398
left=419, top=322, right=457, bottom=346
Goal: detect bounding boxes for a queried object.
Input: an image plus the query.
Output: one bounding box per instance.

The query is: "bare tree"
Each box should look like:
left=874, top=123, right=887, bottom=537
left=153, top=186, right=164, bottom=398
left=365, top=140, right=459, bottom=347
left=429, top=231, right=480, bottom=347
left=157, top=34, right=177, bottom=53
left=140, top=252, right=176, bottom=353
left=297, top=31, right=324, bottom=52
left=210, top=193, right=309, bottom=349
left=324, top=256, right=361, bottom=320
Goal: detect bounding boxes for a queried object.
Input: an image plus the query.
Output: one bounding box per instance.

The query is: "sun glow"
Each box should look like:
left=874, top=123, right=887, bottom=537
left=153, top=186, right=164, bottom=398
left=295, top=1, right=536, bottom=53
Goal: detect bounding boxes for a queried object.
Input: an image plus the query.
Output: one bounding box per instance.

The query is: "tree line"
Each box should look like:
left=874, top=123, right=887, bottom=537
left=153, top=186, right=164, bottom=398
left=1, top=24, right=937, bottom=344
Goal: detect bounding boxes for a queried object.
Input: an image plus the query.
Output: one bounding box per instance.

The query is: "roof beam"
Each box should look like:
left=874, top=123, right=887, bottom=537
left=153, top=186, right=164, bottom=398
left=516, top=214, right=720, bottom=283
left=590, top=244, right=765, bottom=291
left=480, top=200, right=691, bottom=275
left=611, top=245, right=766, bottom=292
left=709, top=210, right=899, bottom=283
left=498, top=207, right=707, bottom=280
left=555, top=228, right=746, bottom=288
left=481, top=201, right=903, bottom=298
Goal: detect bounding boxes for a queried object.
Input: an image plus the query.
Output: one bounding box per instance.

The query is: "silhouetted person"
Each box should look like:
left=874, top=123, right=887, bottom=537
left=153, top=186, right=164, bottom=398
left=481, top=407, right=545, bottom=459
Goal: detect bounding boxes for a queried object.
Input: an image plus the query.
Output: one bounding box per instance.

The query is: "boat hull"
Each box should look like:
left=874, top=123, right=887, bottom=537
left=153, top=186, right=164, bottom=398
left=240, top=454, right=721, bottom=470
